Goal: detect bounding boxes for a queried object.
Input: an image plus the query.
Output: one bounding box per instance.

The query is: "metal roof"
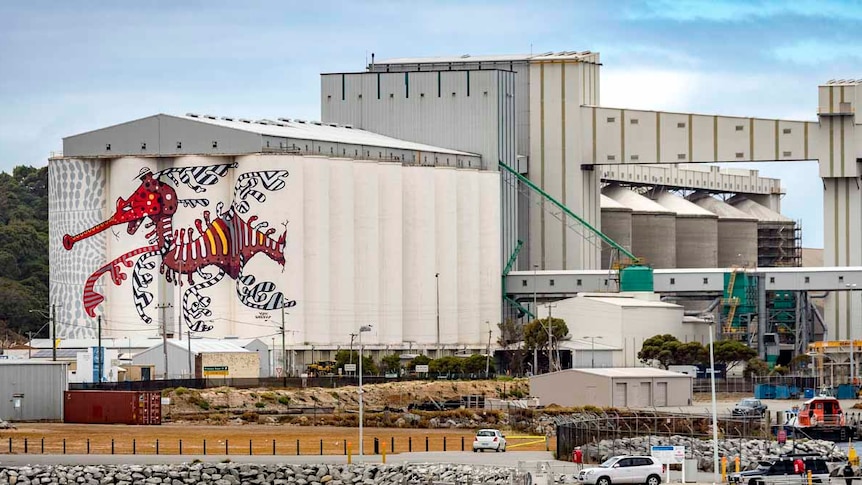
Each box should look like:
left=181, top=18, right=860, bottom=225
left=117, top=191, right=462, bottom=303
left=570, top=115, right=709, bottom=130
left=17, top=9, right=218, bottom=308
left=602, top=186, right=674, bottom=214
left=689, top=195, right=758, bottom=221
left=375, top=51, right=597, bottom=65
left=570, top=367, right=693, bottom=378
left=558, top=339, right=621, bottom=351
left=654, top=192, right=717, bottom=218
left=180, top=114, right=476, bottom=156
left=165, top=339, right=250, bottom=354
left=729, top=197, right=794, bottom=223
left=600, top=194, right=630, bottom=211
left=31, top=349, right=81, bottom=359
left=576, top=293, right=681, bottom=309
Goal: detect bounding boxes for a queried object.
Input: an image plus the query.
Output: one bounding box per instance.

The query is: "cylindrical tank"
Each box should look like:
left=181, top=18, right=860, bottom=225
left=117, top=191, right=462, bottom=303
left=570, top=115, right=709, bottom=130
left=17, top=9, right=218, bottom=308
left=377, top=161, right=403, bottom=345
left=654, top=192, right=718, bottom=269
left=435, top=167, right=459, bottom=345
left=402, top=166, right=437, bottom=344
left=603, top=186, right=676, bottom=269
left=689, top=195, right=758, bottom=267
left=729, top=196, right=799, bottom=267
left=478, top=171, right=501, bottom=345
left=302, top=156, right=331, bottom=345
left=353, top=160, right=379, bottom=345
left=328, top=158, right=355, bottom=344
left=457, top=169, right=481, bottom=345
left=600, top=194, right=632, bottom=269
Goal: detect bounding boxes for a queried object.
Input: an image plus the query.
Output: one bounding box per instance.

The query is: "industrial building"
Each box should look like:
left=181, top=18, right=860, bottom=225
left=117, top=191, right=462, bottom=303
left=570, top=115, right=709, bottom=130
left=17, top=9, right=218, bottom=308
left=0, top=361, right=68, bottom=421
left=47, top=49, right=862, bottom=372
left=132, top=340, right=261, bottom=379
left=529, top=367, right=693, bottom=408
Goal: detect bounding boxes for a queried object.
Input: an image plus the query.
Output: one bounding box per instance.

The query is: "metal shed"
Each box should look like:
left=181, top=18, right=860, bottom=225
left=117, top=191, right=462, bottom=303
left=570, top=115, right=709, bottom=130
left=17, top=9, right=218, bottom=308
left=529, top=367, right=692, bottom=408
left=0, top=361, right=69, bottom=421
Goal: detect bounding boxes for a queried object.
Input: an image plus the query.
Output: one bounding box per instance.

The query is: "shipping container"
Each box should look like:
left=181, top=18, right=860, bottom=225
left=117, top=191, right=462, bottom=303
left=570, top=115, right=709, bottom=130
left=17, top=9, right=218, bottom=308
left=63, top=391, right=161, bottom=425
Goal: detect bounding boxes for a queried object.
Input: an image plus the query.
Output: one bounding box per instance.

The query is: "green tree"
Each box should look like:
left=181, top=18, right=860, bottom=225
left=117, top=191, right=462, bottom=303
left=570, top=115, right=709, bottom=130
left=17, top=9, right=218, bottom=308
left=638, top=334, right=708, bottom=369
left=381, top=353, right=402, bottom=373
left=463, top=354, right=494, bottom=374
left=743, top=357, right=770, bottom=378
left=334, top=349, right=378, bottom=375
left=408, top=354, right=432, bottom=371
left=712, top=340, right=757, bottom=370
left=523, top=318, right=568, bottom=351
left=430, top=356, right=464, bottom=374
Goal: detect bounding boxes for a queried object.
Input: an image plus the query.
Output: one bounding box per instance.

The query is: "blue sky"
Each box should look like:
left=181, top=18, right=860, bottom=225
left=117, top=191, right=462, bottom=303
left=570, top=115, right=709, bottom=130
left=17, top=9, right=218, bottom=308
left=2, top=0, right=860, bottom=248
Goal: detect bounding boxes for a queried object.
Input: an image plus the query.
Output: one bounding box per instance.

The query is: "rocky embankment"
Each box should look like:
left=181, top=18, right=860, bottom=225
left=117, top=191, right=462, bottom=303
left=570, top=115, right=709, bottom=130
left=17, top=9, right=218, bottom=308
left=584, top=436, right=846, bottom=472
left=0, top=463, right=517, bottom=485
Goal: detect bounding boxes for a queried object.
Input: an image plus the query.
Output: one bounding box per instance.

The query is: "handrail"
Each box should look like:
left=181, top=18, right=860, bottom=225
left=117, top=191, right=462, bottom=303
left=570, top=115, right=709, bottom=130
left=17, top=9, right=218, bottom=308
left=498, top=161, right=638, bottom=261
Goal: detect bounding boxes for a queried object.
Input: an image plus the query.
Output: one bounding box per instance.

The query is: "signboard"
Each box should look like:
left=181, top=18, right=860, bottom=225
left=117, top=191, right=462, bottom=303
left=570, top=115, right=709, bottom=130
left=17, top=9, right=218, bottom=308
left=695, top=364, right=727, bottom=379
left=161, top=397, right=171, bottom=406
left=777, top=429, right=787, bottom=444
left=344, top=363, right=357, bottom=372
left=415, top=364, right=430, bottom=373
left=203, top=365, right=228, bottom=377
left=650, top=445, right=685, bottom=464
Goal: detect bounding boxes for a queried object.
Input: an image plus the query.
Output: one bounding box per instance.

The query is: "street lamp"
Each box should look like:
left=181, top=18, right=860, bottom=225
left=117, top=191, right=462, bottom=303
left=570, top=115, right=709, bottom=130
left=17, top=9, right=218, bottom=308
left=435, top=273, right=440, bottom=357
left=358, top=324, right=372, bottom=456
left=583, top=336, right=603, bottom=368
left=807, top=352, right=835, bottom=391
left=533, top=264, right=538, bottom=374
left=707, top=321, right=719, bottom=484
left=847, top=283, right=857, bottom=386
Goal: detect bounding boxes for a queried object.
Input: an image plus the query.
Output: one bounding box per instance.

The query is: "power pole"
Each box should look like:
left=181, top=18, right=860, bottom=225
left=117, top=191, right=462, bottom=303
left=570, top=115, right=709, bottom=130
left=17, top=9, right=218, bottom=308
left=188, top=329, right=194, bottom=378
left=485, top=321, right=492, bottom=377
left=435, top=272, right=440, bottom=357
left=281, top=305, right=287, bottom=386
left=27, top=332, right=32, bottom=359
left=156, top=303, right=172, bottom=379
left=97, top=315, right=102, bottom=383
left=546, top=303, right=557, bottom=373
left=51, top=304, right=56, bottom=362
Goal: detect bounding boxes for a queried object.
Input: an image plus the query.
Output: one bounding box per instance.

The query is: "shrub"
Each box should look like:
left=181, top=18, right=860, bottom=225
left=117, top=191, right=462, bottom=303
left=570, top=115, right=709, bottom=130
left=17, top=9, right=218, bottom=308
left=254, top=402, right=266, bottom=409
left=174, top=387, right=189, bottom=396
left=277, top=396, right=290, bottom=406
left=240, top=411, right=259, bottom=422
left=260, top=392, right=277, bottom=401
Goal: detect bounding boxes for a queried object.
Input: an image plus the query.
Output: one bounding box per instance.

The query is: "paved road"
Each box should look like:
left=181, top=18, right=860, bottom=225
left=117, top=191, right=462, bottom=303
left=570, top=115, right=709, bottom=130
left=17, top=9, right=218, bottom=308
left=0, top=451, right=563, bottom=467
left=651, top=398, right=862, bottom=415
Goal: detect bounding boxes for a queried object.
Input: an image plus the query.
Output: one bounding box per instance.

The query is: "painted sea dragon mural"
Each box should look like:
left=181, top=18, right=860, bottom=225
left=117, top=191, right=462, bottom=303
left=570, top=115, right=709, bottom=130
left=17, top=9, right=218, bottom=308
left=63, top=163, right=296, bottom=332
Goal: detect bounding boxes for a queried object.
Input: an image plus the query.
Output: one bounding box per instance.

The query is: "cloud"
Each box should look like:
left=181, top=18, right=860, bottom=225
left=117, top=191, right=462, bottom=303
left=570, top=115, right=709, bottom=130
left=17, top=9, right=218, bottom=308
left=773, top=39, right=862, bottom=65
left=626, top=0, right=862, bottom=22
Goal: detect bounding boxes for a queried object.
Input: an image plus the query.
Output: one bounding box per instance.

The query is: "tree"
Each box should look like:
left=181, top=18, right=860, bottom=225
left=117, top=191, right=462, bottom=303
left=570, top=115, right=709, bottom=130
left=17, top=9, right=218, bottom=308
left=463, top=354, right=494, bottom=374
left=430, top=356, right=464, bottom=375
left=334, top=349, right=378, bottom=375
left=407, top=354, right=431, bottom=371
left=381, top=354, right=402, bottom=373
left=638, top=334, right=707, bottom=369
left=743, top=357, right=770, bottom=378
left=712, top=340, right=757, bottom=370
left=523, top=318, right=568, bottom=351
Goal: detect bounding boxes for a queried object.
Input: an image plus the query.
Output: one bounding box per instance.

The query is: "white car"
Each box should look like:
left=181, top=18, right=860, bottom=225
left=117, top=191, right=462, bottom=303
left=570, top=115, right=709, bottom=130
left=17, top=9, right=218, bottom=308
left=578, top=456, right=663, bottom=485
left=472, top=429, right=507, bottom=452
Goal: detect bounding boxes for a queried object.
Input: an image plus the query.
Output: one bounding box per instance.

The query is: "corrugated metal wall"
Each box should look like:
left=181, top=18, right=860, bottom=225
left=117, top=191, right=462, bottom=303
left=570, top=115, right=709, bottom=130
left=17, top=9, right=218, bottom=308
left=0, top=363, right=68, bottom=421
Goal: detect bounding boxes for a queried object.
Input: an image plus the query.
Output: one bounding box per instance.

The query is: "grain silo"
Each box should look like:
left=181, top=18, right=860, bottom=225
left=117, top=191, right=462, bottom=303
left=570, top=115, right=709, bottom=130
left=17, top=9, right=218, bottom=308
left=603, top=186, right=676, bottom=269
left=729, top=196, right=801, bottom=267
left=689, top=194, right=758, bottom=267
left=600, top=194, right=633, bottom=269
left=654, top=192, right=718, bottom=268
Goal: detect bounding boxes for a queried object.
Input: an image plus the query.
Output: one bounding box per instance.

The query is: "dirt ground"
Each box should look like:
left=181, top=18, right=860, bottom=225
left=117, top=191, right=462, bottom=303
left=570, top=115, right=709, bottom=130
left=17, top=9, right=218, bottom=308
left=0, top=424, right=552, bottom=455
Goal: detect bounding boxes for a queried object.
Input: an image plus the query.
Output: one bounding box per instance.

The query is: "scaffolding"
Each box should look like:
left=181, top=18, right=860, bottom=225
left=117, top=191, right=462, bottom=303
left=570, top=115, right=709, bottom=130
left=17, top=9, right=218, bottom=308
left=758, top=220, right=802, bottom=267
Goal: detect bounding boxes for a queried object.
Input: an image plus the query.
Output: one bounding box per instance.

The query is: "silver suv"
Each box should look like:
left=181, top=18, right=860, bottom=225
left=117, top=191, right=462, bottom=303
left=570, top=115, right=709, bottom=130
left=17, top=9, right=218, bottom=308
left=578, top=456, right=663, bottom=485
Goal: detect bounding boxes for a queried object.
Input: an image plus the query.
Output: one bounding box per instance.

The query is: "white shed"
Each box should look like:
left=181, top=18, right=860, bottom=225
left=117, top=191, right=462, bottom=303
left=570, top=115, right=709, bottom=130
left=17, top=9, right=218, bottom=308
left=132, top=340, right=260, bottom=379
left=530, top=367, right=693, bottom=408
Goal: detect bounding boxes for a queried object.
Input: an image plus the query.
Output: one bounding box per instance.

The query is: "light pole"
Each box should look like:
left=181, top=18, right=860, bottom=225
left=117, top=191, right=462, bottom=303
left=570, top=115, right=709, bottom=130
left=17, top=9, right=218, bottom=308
left=584, top=336, right=603, bottom=368
left=532, top=264, right=538, bottom=375
left=847, top=283, right=857, bottom=386
left=358, top=324, right=372, bottom=456
left=485, top=321, right=492, bottom=377
left=707, top=321, right=719, bottom=484
left=435, top=273, right=440, bottom=357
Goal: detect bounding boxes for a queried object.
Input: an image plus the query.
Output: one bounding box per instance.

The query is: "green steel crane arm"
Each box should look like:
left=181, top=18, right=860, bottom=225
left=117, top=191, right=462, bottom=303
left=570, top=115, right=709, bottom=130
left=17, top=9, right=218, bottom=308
left=498, top=161, right=638, bottom=261
left=503, top=239, right=524, bottom=276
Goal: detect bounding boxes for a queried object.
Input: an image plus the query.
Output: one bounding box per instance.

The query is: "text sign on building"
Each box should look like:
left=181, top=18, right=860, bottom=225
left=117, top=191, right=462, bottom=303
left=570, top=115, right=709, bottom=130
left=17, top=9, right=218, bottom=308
left=415, top=364, right=430, bottom=373
left=650, top=445, right=685, bottom=464
left=203, top=365, right=228, bottom=377
left=344, top=364, right=357, bottom=372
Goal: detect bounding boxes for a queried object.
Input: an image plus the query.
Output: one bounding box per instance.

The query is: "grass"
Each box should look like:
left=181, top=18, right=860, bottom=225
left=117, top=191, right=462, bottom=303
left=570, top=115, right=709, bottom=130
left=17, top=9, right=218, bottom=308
left=174, top=387, right=189, bottom=396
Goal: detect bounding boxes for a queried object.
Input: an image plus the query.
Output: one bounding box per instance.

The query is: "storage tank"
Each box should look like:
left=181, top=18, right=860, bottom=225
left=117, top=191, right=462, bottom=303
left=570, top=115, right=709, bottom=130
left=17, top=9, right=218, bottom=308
left=302, top=156, right=331, bottom=345
left=329, top=158, right=356, bottom=344
left=435, top=167, right=459, bottom=345
left=377, top=161, right=403, bottom=345
left=353, top=160, right=380, bottom=345
left=478, top=171, right=501, bottom=345
left=689, top=194, right=758, bottom=267
left=603, top=186, right=677, bottom=269
left=654, top=192, right=718, bottom=269
left=457, top=169, right=481, bottom=345
left=729, top=196, right=801, bottom=267
left=402, top=166, right=437, bottom=344
left=600, top=195, right=633, bottom=269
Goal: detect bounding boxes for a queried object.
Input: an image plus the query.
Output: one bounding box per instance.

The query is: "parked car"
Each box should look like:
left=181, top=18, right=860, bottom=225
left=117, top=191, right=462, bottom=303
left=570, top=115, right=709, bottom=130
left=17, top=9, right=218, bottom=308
left=577, top=455, right=663, bottom=485
left=472, top=429, right=506, bottom=452
left=732, top=398, right=768, bottom=416
left=728, top=454, right=830, bottom=485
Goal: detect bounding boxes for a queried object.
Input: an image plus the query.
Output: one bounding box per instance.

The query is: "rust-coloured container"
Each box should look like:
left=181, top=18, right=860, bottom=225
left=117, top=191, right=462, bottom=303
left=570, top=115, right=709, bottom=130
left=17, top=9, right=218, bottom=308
left=63, top=391, right=162, bottom=425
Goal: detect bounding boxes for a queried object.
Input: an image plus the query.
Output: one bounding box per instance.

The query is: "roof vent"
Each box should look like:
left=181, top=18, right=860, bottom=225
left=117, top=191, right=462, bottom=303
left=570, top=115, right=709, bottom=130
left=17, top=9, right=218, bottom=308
left=312, top=121, right=322, bottom=126
left=239, top=119, right=252, bottom=123
left=273, top=122, right=286, bottom=127
left=277, top=118, right=291, bottom=123
left=221, top=116, right=234, bottom=121
left=344, top=124, right=353, bottom=129
left=204, top=114, right=217, bottom=119
left=328, top=123, right=338, bottom=128
left=295, top=119, right=306, bottom=124
left=461, top=54, right=470, bottom=58
left=254, top=120, right=269, bottom=125
left=186, top=113, right=200, bottom=118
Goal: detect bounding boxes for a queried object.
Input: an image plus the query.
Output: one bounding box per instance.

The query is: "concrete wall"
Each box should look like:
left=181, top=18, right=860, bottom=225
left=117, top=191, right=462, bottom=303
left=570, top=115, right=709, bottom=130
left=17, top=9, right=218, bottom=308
left=0, top=362, right=68, bottom=421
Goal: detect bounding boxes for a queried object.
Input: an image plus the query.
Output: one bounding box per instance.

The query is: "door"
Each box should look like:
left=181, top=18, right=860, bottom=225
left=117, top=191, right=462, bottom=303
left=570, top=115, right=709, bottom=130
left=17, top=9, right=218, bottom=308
left=614, top=382, right=628, bottom=407
left=639, top=382, right=652, bottom=407
left=655, top=382, right=668, bottom=407
left=141, top=367, right=151, bottom=381
left=614, top=457, right=636, bottom=483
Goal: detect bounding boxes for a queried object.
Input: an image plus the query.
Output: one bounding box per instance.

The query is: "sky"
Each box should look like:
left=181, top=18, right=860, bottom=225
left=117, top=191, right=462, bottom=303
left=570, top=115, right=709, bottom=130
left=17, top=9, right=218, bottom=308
left=2, top=0, right=860, bottom=248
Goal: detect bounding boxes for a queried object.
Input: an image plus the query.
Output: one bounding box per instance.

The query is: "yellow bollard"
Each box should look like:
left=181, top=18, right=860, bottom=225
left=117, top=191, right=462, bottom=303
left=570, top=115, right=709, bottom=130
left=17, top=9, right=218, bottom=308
left=850, top=441, right=859, bottom=466
left=382, top=442, right=387, bottom=464
left=807, top=470, right=812, bottom=485
left=721, top=457, right=727, bottom=483
left=347, top=441, right=352, bottom=465
left=735, top=456, right=740, bottom=473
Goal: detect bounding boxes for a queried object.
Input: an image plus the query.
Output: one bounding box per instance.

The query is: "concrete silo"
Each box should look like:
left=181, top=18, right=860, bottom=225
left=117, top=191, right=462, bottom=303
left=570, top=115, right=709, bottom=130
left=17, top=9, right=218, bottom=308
left=600, top=194, right=633, bottom=269
left=654, top=192, right=718, bottom=269
left=689, top=194, right=758, bottom=268
left=729, top=196, right=801, bottom=267
left=603, top=186, right=677, bottom=269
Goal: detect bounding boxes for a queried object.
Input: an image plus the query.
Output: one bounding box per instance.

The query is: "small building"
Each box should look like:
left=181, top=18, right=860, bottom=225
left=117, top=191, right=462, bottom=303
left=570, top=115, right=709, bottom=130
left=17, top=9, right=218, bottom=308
left=132, top=340, right=260, bottom=379
left=530, top=367, right=692, bottom=408
left=0, top=361, right=69, bottom=421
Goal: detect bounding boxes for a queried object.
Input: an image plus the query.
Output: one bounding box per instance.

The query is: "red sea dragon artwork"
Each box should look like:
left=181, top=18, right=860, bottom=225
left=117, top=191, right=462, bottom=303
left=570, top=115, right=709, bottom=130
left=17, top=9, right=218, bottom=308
left=63, top=163, right=296, bottom=332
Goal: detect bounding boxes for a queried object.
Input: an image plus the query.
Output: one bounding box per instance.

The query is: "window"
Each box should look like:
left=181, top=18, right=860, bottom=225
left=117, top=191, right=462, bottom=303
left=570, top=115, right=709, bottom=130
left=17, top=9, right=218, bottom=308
left=607, top=155, right=616, bottom=161
left=266, top=140, right=270, bottom=148
left=735, top=125, right=744, bottom=131
left=670, top=278, right=676, bottom=285
left=783, top=151, right=792, bottom=157
left=176, top=142, right=182, bottom=149
left=805, top=276, right=810, bottom=283
left=677, top=153, right=686, bottom=160
left=839, top=276, right=845, bottom=283
left=630, top=118, right=639, bottom=125
left=735, top=152, right=744, bottom=158
left=549, top=279, right=555, bottom=286
left=212, top=141, right=218, bottom=149
left=576, top=279, right=582, bottom=286
left=631, top=155, right=639, bottom=161
left=140, top=142, right=146, bottom=150
left=783, top=128, right=792, bottom=134
left=703, top=277, right=709, bottom=284
left=677, top=122, right=686, bottom=128
left=607, top=117, right=616, bottom=123
left=522, top=280, right=527, bottom=287
left=769, top=277, right=775, bottom=283
left=617, top=458, right=635, bottom=467
left=105, top=144, right=111, bottom=151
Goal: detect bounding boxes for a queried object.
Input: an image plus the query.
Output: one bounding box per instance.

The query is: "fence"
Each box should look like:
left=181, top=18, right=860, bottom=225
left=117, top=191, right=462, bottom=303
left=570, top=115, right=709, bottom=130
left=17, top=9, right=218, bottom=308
left=692, top=377, right=754, bottom=394
left=555, top=411, right=767, bottom=461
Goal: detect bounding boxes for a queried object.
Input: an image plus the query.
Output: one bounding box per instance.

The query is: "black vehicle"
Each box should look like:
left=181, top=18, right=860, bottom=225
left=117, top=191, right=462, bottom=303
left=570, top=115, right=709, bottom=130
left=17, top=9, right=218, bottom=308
left=732, top=398, right=768, bottom=417
left=728, top=455, right=830, bottom=485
